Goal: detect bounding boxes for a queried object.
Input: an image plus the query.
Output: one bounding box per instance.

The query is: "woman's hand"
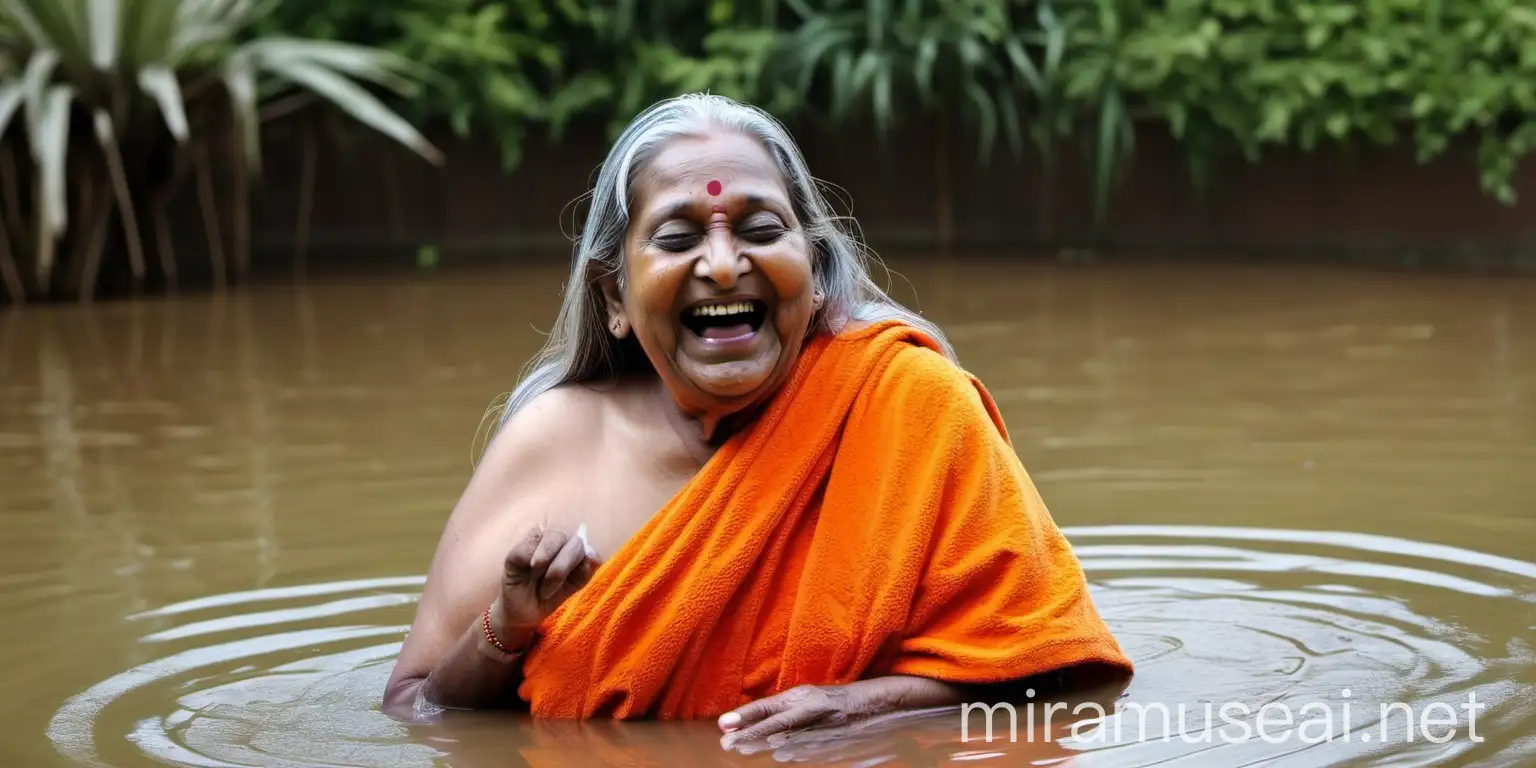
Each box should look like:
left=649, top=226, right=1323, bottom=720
left=495, top=525, right=601, bottom=637
left=717, top=676, right=965, bottom=750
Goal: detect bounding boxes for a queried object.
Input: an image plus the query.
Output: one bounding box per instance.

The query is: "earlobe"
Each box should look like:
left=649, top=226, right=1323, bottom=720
left=597, top=273, right=629, bottom=338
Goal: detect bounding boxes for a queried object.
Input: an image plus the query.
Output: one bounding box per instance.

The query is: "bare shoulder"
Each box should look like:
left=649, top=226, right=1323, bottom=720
left=422, top=383, right=611, bottom=547
left=477, top=384, right=609, bottom=475
left=500, top=383, right=606, bottom=438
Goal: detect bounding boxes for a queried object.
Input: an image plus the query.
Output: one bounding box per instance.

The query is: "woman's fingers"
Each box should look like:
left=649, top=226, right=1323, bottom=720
left=559, top=551, right=602, bottom=601
left=527, top=528, right=568, bottom=580
left=506, top=524, right=603, bottom=610
left=570, top=551, right=601, bottom=588
left=539, top=530, right=589, bottom=601
left=718, top=693, right=780, bottom=732
left=720, top=686, right=814, bottom=731
left=502, top=529, right=543, bottom=586
left=720, top=705, right=830, bottom=749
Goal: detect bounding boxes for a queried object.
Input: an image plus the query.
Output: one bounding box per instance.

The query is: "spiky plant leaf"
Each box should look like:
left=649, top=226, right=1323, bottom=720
left=31, top=83, right=72, bottom=279
left=87, top=0, right=118, bottom=69
left=0, top=0, right=443, bottom=298
left=138, top=65, right=188, bottom=140
left=259, top=55, right=442, bottom=164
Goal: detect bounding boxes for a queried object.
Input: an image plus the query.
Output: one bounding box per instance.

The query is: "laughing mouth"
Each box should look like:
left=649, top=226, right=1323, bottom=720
left=681, top=299, right=768, bottom=341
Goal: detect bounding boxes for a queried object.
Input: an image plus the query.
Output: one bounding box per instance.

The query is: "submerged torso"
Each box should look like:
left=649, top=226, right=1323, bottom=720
left=516, top=324, right=1137, bottom=719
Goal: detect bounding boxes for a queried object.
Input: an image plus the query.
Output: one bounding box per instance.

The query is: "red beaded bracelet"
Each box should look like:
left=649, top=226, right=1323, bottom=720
left=481, top=604, right=522, bottom=658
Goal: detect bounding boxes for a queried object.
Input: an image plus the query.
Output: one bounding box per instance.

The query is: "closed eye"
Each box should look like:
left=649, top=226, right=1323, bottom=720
left=651, top=226, right=784, bottom=252
left=741, top=226, right=786, bottom=243
left=652, top=233, right=703, bottom=252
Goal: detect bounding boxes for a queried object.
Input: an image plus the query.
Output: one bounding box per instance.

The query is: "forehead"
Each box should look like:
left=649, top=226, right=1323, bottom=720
left=633, top=131, right=788, bottom=202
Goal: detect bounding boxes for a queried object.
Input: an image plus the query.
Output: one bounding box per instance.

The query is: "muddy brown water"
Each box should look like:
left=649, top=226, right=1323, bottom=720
left=1, top=258, right=1533, bottom=767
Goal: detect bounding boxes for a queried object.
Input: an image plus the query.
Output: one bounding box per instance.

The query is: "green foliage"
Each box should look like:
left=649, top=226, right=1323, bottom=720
left=256, top=0, right=558, bottom=170
left=257, top=0, right=1536, bottom=223
left=1087, top=0, right=1536, bottom=204
left=0, top=0, right=439, bottom=302
left=775, top=0, right=1058, bottom=160
left=257, top=0, right=793, bottom=168
left=576, top=2, right=794, bottom=137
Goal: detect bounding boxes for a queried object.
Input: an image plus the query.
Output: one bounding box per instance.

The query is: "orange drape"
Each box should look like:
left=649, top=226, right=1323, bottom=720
left=518, top=320, right=1132, bottom=718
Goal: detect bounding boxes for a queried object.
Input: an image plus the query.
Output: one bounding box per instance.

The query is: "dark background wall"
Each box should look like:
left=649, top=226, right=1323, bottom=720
left=236, top=118, right=1536, bottom=270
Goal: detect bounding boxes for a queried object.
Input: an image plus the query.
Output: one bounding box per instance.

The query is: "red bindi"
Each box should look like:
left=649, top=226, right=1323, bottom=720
left=706, top=180, right=722, bottom=196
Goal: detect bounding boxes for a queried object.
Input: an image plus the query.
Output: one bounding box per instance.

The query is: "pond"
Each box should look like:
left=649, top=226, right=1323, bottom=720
left=2, top=257, right=1533, bottom=767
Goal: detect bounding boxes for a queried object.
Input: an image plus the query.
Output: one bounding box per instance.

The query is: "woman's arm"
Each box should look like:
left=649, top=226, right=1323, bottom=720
left=383, top=390, right=597, bottom=718
left=383, top=611, right=536, bottom=716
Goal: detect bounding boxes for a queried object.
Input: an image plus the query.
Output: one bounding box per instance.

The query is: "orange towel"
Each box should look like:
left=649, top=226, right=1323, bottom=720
left=517, top=319, right=1133, bottom=718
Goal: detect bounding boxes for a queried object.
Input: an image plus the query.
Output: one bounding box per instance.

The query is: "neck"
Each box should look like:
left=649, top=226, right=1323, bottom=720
left=653, top=380, right=755, bottom=458
left=682, top=407, right=726, bottom=445
left=654, top=382, right=719, bottom=465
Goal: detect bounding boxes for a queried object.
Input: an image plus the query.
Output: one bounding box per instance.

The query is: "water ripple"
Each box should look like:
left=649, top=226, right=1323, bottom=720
left=47, top=526, right=1536, bottom=767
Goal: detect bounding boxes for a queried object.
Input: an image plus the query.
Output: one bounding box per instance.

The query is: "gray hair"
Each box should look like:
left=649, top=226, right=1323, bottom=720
left=494, top=93, right=954, bottom=428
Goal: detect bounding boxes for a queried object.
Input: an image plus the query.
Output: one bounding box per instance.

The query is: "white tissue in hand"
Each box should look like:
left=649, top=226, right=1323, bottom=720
left=575, top=523, right=598, bottom=560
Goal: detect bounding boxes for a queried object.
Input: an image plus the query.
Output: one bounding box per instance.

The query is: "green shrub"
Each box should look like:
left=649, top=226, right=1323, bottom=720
left=262, top=0, right=1535, bottom=230
left=1087, top=0, right=1536, bottom=204
left=0, top=0, right=441, bottom=302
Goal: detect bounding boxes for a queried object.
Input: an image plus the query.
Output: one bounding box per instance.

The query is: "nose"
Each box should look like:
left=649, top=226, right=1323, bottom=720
left=693, top=219, right=750, bottom=287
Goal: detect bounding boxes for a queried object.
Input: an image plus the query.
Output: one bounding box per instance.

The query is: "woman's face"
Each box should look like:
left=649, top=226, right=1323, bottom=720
left=604, top=129, right=817, bottom=424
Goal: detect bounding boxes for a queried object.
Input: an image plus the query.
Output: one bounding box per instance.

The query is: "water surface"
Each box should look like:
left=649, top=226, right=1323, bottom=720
left=2, top=258, right=1533, bottom=766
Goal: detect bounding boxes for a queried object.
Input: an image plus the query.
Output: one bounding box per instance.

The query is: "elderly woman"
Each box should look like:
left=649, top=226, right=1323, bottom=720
left=383, top=93, right=1131, bottom=747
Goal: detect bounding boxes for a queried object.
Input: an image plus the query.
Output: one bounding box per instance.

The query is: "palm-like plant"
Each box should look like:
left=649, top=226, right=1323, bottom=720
left=1053, top=0, right=1137, bottom=238
left=775, top=0, right=1061, bottom=245
left=0, top=0, right=442, bottom=303
left=561, top=0, right=793, bottom=140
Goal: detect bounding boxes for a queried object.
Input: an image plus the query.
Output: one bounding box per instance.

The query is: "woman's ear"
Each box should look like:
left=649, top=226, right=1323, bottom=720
left=598, top=272, right=630, bottom=338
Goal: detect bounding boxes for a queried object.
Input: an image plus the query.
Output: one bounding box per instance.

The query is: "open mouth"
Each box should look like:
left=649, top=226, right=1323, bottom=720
left=681, top=299, right=768, bottom=341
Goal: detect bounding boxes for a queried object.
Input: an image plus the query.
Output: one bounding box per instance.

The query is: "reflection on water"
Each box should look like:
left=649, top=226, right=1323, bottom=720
left=41, top=527, right=1536, bottom=767
left=2, top=259, right=1534, bottom=767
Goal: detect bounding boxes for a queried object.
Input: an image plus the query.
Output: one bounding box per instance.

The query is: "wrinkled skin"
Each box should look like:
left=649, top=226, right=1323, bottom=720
left=717, top=677, right=966, bottom=750
left=601, top=129, right=819, bottom=441
left=496, top=527, right=600, bottom=634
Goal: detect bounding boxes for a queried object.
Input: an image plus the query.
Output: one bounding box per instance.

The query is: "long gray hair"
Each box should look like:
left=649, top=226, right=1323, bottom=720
left=494, top=93, right=953, bottom=428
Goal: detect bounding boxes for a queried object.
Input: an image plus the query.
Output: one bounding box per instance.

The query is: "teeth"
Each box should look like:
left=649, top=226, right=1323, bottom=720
left=690, top=301, right=755, bottom=317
